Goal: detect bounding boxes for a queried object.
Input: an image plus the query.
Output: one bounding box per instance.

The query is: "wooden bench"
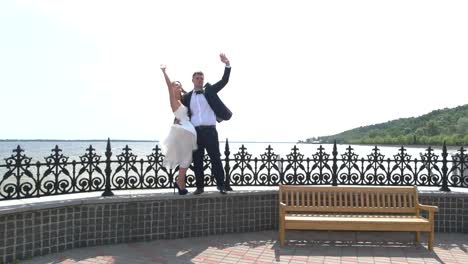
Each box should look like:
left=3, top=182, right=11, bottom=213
left=279, top=185, right=438, bottom=250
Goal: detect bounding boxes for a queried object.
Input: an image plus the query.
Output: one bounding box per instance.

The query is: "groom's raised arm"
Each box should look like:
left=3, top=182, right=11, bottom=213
left=209, top=53, right=231, bottom=93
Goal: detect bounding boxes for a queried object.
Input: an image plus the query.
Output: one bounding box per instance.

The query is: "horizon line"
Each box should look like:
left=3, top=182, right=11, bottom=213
left=0, top=139, right=299, bottom=143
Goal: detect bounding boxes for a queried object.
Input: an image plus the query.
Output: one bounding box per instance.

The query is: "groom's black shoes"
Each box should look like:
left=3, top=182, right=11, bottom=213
left=193, top=188, right=204, bottom=195
left=193, top=187, right=227, bottom=195
left=225, top=186, right=233, bottom=192
left=217, top=186, right=228, bottom=195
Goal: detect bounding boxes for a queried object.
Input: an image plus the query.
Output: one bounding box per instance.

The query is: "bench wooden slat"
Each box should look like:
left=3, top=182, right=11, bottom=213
left=296, top=191, right=299, bottom=207
left=282, top=206, right=416, bottom=213
left=285, top=215, right=429, bottom=223
left=285, top=221, right=431, bottom=232
left=311, top=190, right=315, bottom=206
left=344, top=191, right=347, bottom=207
left=376, top=191, right=380, bottom=208
left=302, top=191, right=305, bottom=207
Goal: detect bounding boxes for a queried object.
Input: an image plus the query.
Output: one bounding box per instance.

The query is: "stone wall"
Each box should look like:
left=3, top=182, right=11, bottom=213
left=0, top=189, right=466, bottom=264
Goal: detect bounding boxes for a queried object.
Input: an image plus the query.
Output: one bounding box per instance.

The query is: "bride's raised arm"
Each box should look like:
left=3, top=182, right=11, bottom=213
left=160, top=65, right=180, bottom=112
left=160, top=64, right=173, bottom=94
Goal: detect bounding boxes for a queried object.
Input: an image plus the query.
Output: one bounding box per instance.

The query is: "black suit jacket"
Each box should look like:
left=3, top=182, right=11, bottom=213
left=183, top=67, right=232, bottom=122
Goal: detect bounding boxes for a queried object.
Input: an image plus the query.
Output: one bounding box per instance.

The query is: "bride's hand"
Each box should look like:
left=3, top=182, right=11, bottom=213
left=160, top=64, right=166, bottom=71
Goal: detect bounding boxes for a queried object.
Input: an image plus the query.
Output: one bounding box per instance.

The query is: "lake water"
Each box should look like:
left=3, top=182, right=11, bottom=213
left=0, top=140, right=460, bottom=162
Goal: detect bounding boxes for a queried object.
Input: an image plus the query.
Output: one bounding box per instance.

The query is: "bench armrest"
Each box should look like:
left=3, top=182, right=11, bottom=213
left=279, top=202, right=286, bottom=211
left=279, top=202, right=287, bottom=215
left=417, top=204, right=438, bottom=223
left=418, top=204, right=438, bottom=212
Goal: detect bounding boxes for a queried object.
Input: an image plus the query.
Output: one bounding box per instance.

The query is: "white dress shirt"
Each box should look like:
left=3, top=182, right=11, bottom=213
left=190, top=91, right=217, bottom=127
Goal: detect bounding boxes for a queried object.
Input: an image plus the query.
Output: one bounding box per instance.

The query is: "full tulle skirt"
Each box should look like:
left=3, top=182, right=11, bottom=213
left=162, top=124, right=197, bottom=169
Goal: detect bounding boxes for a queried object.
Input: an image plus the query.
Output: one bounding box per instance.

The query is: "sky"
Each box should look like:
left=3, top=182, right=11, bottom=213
left=1, top=0, right=467, bottom=142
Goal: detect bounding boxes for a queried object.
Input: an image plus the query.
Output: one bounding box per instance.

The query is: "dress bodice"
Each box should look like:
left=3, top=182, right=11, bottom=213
left=174, top=105, right=190, bottom=122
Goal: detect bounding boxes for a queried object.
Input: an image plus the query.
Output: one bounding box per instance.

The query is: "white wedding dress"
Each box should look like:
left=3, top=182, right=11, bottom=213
left=162, top=105, right=197, bottom=169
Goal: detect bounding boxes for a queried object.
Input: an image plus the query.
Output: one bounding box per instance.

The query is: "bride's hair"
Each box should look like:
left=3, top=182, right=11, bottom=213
left=172, top=81, right=187, bottom=95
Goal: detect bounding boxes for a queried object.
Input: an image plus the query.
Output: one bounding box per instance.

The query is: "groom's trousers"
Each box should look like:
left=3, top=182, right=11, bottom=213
left=193, top=126, right=225, bottom=190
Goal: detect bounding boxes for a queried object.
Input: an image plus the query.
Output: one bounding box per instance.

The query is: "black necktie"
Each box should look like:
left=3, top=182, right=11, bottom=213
left=195, top=90, right=204, bottom=94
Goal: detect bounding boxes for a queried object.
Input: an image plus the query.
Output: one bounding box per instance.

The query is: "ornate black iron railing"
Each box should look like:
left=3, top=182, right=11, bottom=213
left=0, top=139, right=467, bottom=200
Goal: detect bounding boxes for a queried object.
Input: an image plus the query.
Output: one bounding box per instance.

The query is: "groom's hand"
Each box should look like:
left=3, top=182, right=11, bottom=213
left=220, top=53, right=230, bottom=66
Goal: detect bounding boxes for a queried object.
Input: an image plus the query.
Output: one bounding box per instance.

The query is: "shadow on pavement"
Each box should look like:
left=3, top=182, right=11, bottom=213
left=20, top=230, right=467, bottom=264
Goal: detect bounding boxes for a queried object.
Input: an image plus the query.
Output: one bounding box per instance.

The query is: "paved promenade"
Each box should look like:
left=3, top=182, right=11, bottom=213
left=20, top=230, right=468, bottom=264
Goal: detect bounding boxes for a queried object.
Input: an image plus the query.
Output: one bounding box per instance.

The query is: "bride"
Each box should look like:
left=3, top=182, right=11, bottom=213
left=160, top=65, right=197, bottom=195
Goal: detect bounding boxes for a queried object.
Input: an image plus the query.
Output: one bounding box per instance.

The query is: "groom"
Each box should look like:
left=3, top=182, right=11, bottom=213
left=182, top=53, right=232, bottom=195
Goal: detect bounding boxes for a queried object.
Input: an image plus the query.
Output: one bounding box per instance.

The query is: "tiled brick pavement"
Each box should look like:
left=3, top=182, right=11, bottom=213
left=19, top=231, right=468, bottom=264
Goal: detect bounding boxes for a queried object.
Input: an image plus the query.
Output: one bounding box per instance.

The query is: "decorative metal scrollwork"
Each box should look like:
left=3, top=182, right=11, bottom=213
left=77, top=145, right=104, bottom=192
left=258, top=145, right=280, bottom=185
left=449, top=147, right=467, bottom=187
left=337, top=146, right=361, bottom=185
left=364, top=146, right=387, bottom=185
left=310, top=145, right=332, bottom=185
left=0, top=140, right=466, bottom=201
left=41, top=145, right=71, bottom=195
left=1, top=146, right=34, bottom=199
left=146, top=145, right=167, bottom=188
left=283, top=146, right=306, bottom=185
left=113, top=145, right=140, bottom=189
left=419, top=147, right=441, bottom=186
left=391, top=146, right=413, bottom=185
left=231, top=145, right=253, bottom=185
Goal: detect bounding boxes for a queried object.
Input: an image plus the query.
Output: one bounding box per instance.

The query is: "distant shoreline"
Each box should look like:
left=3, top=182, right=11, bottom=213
left=0, top=139, right=158, bottom=142
left=220, top=141, right=297, bottom=144
left=0, top=139, right=297, bottom=144
left=297, top=142, right=463, bottom=149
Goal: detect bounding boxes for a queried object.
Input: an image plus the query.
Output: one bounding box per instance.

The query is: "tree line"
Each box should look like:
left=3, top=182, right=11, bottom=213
left=305, top=104, right=468, bottom=146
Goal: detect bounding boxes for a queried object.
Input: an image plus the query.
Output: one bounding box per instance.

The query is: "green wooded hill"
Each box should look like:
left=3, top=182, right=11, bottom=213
left=308, top=104, right=468, bottom=146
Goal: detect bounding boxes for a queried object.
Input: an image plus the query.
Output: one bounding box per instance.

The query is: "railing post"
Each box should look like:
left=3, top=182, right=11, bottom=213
left=224, top=138, right=232, bottom=191
left=332, top=140, right=338, bottom=186
left=276, top=154, right=283, bottom=184
left=440, top=142, right=451, bottom=192
left=280, top=157, right=284, bottom=185
left=102, top=138, right=114, bottom=196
